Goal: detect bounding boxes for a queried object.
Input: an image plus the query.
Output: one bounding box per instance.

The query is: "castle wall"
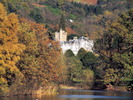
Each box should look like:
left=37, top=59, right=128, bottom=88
left=60, top=36, right=94, bottom=55
left=55, top=29, right=94, bottom=55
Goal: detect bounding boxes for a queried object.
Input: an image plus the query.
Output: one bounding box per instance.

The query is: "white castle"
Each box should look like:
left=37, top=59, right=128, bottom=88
left=55, top=29, right=94, bottom=55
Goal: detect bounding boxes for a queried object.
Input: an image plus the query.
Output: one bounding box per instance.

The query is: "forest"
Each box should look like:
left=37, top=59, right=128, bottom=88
left=0, top=0, right=133, bottom=96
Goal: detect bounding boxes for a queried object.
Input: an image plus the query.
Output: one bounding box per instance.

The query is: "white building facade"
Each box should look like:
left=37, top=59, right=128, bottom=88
left=60, top=36, right=94, bottom=55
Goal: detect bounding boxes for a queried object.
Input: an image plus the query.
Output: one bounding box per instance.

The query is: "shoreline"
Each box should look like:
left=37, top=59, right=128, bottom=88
left=0, top=84, right=131, bottom=97
left=59, top=84, right=131, bottom=92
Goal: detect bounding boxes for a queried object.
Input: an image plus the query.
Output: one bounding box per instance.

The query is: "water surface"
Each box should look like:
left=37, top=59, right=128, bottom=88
left=0, top=89, right=133, bottom=100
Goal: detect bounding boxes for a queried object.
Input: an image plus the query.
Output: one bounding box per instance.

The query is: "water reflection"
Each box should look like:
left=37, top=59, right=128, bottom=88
left=58, top=89, right=133, bottom=100
left=0, top=89, right=133, bottom=100
left=59, top=95, right=133, bottom=99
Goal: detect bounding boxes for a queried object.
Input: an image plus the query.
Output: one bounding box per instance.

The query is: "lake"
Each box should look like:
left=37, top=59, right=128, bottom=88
left=0, top=89, right=133, bottom=100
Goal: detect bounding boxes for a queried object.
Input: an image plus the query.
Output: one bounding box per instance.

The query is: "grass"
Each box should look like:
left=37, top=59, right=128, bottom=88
left=46, top=6, right=61, bottom=15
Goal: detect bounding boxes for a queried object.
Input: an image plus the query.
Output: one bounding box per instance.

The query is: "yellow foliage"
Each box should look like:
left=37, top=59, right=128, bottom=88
left=0, top=3, right=7, bottom=20
left=104, top=10, right=113, bottom=16
left=0, top=3, right=25, bottom=95
left=0, top=67, right=5, bottom=75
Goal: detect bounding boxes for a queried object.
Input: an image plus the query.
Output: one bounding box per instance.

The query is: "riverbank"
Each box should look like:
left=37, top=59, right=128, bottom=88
left=59, top=84, right=82, bottom=89
left=59, top=84, right=131, bottom=92
left=0, top=84, right=59, bottom=97
left=59, top=84, right=93, bottom=90
left=105, top=84, right=128, bottom=92
left=1, top=83, right=131, bottom=97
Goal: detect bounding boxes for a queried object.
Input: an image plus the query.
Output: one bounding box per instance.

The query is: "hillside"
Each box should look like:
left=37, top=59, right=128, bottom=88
left=0, top=0, right=133, bottom=97
left=0, top=0, right=131, bottom=40
left=68, top=0, right=97, bottom=5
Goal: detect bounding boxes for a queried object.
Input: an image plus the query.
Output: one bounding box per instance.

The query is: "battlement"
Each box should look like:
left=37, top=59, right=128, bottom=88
left=55, top=29, right=94, bottom=55
left=60, top=36, right=94, bottom=55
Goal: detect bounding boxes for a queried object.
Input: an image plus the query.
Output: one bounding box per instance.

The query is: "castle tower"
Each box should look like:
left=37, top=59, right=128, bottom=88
left=55, top=29, right=67, bottom=42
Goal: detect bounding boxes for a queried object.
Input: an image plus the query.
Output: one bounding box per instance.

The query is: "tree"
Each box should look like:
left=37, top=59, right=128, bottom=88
left=17, top=18, right=67, bottom=88
left=65, top=57, right=83, bottom=82
left=67, top=34, right=79, bottom=40
left=95, top=6, right=102, bottom=15
left=29, top=8, right=44, bottom=23
left=81, top=52, right=98, bottom=70
left=57, top=0, right=66, bottom=10
left=17, top=19, right=41, bottom=89
left=0, top=3, right=25, bottom=95
left=59, top=13, right=66, bottom=31
left=95, top=9, right=133, bottom=86
left=77, top=48, right=87, bottom=60
left=64, top=49, right=75, bottom=57
left=82, top=69, right=94, bottom=87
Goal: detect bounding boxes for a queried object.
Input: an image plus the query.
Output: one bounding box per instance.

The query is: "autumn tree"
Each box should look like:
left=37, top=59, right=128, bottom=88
left=0, top=3, right=25, bottom=95
left=95, top=9, right=133, bottom=87
left=17, top=19, right=43, bottom=90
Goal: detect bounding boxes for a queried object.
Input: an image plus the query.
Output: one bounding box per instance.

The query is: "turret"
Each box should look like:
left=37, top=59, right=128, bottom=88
left=55, top=28, right=67, bottom=42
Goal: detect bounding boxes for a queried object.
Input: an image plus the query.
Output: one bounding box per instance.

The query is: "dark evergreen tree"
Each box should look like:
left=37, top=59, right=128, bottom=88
left=81, top=52, right=98, bottom=70
left=77, top=48, right=87, bottom=60
left=67, top=34, right=79, bottom=40
left=59, top=13, right=66, bottom=31
left=95, top=6, right=102, bottom=15
left=29, top=8, right=44, bottom=23
left=64, top=49, right=75, bottom=57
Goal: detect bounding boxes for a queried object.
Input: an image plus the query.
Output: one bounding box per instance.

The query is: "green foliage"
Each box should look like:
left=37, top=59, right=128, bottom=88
left=94, top=6, right=102, bottom=15
left=95, top=9, right=133, bottom=87
left=83, top=69, right=94, bottom=86
left=64, top=49, right=75, bottom=57
left=59, top=13, right=66, bottom=30
left=47, top=5, right=61, bottom=15
left=65, top=57, right=83, bottom=82
left=29, top=8, right=44, bottom=23
left=7, top=2, right=17, bottom=13
left=68, top=14, right=77, bottom=20
left=77, top=48, right=87, bottom=60
left=65, top=53, right=95, bottom=87
left=64, top=48, right=96, bottom=87
left=81, top=52, right=98, bottom=70
left=67, top=34, right=79, bottom=40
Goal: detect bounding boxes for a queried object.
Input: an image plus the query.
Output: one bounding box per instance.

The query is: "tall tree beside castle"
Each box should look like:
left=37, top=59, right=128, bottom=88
left=59, top=13, right=66, bottom=31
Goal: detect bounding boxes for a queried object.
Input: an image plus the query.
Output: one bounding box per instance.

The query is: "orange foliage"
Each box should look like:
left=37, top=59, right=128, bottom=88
left=0, top=3, right=25, bottom=94
left=49, top=24, right=77, bottom=35
left=66, top=27, right=76, bottom=35
left=18, top=18, right=66, bottom=86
